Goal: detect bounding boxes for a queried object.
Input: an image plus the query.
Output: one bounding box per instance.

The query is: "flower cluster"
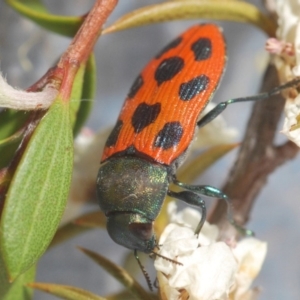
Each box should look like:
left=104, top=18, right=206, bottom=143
left=266, top=0, right=300, bottom=146
left=154, top=202, right=267, bottom=300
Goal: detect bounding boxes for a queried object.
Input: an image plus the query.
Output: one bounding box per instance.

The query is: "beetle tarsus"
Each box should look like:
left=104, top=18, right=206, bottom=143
left=168, top=189, right=206, bottom=236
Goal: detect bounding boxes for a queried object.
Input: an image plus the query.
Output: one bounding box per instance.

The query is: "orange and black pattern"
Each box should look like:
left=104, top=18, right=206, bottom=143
left=102, top=24, right=226, bottom=165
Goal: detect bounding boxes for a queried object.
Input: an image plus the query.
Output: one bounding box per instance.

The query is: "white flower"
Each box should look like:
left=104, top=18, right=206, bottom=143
left=0, top=73, right=57, bottom=110
left=268, top=0, right=300, bottom=146
left=230, top=238, right=267, bottom=300
left=155, top=202, right=267, bottom=300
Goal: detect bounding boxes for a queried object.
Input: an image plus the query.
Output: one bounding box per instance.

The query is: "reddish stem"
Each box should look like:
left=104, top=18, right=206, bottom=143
left=0, top=0, right=119, bottom=212
left=57, top=0, right=118, bottom=101
left=59, top=0, right=118, bottom=66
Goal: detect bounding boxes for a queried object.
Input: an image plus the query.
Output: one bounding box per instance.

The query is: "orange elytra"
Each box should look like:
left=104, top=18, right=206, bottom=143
left=101, top=24, right=226, bottom=165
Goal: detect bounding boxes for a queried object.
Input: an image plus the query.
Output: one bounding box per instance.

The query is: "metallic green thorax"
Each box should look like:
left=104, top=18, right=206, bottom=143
left=97, top=157, right=169, bottom=253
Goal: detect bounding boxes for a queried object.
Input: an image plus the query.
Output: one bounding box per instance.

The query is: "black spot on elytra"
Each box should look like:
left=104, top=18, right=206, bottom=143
left=191, top=38, right=212, bottom=61
left=155, top=37, right=183, bottom=59
left=154, top=57, right=184, bottom=86
left=132, top=102, right=161, bottom=133
left=106, top=120, right=123, bottom=147
left=154, top=122, right=183, bottom=149
left=128, top=75, right=144, bottom=99
left=179, top=75, right=210, bottom=101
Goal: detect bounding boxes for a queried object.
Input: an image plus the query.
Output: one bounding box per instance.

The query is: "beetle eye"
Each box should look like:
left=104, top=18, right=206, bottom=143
left=129, top=223, right=153, bottom=241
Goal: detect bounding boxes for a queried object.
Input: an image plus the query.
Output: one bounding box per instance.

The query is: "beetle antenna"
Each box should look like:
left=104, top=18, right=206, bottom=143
left=134, top=250, right=153, bottom=291
left=197, top=77, right=300, bottom=128
left=151, top=251, right=183, bottom=266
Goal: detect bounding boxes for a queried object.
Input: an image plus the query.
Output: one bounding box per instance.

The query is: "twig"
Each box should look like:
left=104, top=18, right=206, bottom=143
left=57, top=0, right=118, bottom=101
left=0, top=0, right=119, bottom=211
left=208, top=63, right=299, bottom=238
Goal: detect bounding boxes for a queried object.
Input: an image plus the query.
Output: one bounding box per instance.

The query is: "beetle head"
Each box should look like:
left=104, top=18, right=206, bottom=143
left=107, top=213, right=156, bottom=253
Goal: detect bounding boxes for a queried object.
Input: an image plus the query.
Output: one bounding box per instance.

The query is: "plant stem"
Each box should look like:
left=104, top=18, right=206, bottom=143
left=57, top=0, right=118, bottom=101
left=207, top=63, right=299, bottom=238
left=0, top=0, right=119, bottom=211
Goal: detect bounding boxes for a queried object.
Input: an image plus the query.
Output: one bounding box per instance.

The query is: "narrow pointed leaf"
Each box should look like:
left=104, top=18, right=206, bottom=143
left=0, top=129, right=24, bottom=168
left=73, top=211, right=106, bottom=228
left=73, top=55, right=96, bottom=136
left=0, top=110, right=30, bottom=168
left=79, top=248, right=152, bottom=300
left=49, top=223, right=90, bottom=249
left=0, top=110, right=29, bottom=140
left=28, top=282, right=106, bottom=300
left=177, top=143, right=238, bottom=183
left=0, top=98, right=73, bottom=280
left=0, top=129, right=24, bottom=147
left=6, top=0, right=84, bottom=37
left=7, top=0, right=47, bottom=13
left=50, top=211, right=106, bottom=248
left=0, top=254, right=35, bottom=300
left=69, top=64, right=86, bottom=128
left=103, top=1, right=276, bottom=37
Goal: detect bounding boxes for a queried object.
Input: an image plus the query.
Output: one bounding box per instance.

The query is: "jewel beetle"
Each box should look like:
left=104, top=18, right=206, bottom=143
left=97, top=23, right=228, bottom=253
left=96, top=23, right=299, bottom=263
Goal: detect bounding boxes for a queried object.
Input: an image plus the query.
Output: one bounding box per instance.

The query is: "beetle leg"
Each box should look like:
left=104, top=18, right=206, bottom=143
left=168, top=190, right=206, bottom=236
left=172, top=178, right=254, bottom=236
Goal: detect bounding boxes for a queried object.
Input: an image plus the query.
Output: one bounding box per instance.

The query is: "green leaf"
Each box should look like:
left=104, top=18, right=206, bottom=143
left=0, top=110, right=29, bottom=141
left=0, top=129, right=24, bottom=169
left=0, top=110, right=31, bottom=168
left=177, top=143, right=238, bottom=184
left=73, top=55, right=96, bottom=136
left=0, top=129, right=24, bottom=147
left=5, top=0, right=84, bottom=37
left=79, top=248, right=152, bottom=300
left=0, top=98, right=73, bottom=280
left=28, top=282, right=106, bottom=300
left=50, top=211, right=106, bottom=248
left=49, top=223, right=89, bottom=249
left=0, top=254, right=35, bottom=300
left=69, top=64, right=86, bottom=128
left=7, top=0, right=47, bottom=13
left=103, top=0, right=276, bottom=37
